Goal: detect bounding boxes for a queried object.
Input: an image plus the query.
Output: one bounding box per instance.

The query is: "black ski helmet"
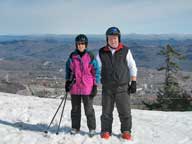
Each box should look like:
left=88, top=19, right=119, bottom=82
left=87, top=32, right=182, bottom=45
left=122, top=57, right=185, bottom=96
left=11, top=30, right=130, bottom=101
left=75, top=34, right=88, bottom=48
left=106, top=27, right=121, bottom=42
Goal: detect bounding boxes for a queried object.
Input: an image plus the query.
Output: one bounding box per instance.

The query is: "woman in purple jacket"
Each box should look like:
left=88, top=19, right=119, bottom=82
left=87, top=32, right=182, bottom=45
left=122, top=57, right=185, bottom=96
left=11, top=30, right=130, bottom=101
left=65, top=34, right=100, bottom=137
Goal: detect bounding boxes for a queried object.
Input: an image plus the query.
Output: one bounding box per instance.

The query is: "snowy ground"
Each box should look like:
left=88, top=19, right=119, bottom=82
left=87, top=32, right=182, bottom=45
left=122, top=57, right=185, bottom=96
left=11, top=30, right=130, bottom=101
left=0, top=92, right=192, bottom=144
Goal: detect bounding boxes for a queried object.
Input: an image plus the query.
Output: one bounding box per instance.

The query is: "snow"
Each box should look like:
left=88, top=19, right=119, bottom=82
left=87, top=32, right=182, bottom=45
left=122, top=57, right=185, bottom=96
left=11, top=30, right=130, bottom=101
left=0, top=92, right=192, bottom=144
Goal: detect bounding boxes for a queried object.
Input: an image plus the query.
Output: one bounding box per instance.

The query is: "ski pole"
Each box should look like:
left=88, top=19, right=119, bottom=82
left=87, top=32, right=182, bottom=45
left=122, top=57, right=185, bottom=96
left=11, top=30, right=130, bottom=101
left=56, top=92, right=68, bottom=135
left=44, top=93, right=67, bottom=133
left=55, top=76, right=76, bottom=134
left=44, top=74, right=75, bottom=134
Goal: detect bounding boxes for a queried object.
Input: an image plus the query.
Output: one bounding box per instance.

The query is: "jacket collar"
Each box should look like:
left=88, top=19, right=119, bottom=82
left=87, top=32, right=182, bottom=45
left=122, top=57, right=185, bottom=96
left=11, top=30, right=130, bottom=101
left=103, top=43, right=123, bottom=52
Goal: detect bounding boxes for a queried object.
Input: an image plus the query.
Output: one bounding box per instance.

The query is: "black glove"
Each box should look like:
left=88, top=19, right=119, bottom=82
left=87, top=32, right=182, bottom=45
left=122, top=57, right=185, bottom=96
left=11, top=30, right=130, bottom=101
left=90, top=85, right=97, bottom=97
left=65, top=80, right=72, bottom=92
left=129, top=81, right=136, bottom=94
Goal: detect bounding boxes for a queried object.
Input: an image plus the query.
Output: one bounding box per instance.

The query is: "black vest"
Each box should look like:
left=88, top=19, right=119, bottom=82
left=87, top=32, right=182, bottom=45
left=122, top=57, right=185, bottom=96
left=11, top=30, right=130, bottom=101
left=99, top=45, right=130, bottom=86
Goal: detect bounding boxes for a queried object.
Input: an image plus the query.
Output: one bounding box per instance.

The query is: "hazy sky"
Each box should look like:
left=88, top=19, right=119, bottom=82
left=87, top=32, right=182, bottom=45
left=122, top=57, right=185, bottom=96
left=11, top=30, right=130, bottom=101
left=0, top=0, right=192, bottom=35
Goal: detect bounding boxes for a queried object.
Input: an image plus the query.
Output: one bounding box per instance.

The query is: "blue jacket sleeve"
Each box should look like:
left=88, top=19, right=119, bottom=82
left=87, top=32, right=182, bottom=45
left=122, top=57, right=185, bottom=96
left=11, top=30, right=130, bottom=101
left=65, top=57, right=72, bottom=80
left=91, top=58, right=101, bottom=84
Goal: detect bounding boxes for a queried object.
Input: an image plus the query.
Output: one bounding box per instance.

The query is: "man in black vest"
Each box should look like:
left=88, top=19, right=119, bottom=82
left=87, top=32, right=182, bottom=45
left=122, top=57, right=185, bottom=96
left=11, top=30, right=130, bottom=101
left=96, top=27, right=137, bottom=140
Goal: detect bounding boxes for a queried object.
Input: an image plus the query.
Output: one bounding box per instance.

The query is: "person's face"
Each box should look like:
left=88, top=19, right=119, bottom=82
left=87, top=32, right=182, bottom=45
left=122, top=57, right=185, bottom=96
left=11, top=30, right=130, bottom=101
left=108, top=35, right=119, bottom=48
left=77, top=42, right=86, bottom=52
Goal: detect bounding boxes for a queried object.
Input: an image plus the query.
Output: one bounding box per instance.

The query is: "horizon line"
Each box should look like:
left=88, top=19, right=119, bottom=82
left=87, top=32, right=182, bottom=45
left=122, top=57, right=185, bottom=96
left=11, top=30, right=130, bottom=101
left=1, top=33, right=192, bottom=36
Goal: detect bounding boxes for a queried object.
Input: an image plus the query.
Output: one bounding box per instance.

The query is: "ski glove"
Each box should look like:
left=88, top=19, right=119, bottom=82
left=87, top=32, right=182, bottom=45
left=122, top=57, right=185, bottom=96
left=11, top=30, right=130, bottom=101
left=65, top=80, right=72, bottom=92
left=90, top=85, right=97, bottom=97
left=129, top=81, right=137, bottom=94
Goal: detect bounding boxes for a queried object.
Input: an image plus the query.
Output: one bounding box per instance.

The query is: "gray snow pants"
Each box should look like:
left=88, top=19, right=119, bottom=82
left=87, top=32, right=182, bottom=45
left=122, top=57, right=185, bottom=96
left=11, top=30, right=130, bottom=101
left=101, top=84, right=132, bottom=134
left=71, top=95, right=96, bottom=130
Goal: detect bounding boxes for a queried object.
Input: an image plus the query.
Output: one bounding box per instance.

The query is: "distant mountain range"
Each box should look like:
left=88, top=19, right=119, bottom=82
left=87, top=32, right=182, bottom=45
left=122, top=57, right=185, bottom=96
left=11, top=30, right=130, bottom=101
left=0, top=34, right=192, bottom=71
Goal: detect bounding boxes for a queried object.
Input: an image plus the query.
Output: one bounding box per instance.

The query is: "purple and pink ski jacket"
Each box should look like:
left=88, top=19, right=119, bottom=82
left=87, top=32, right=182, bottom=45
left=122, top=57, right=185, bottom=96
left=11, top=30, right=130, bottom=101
left=65, top=50, right=100, bottom=96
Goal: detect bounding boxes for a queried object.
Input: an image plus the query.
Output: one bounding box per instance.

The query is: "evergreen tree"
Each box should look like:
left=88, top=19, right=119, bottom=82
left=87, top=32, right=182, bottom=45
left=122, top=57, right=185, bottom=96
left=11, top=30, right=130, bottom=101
left=144, top=44, right=192, bottom=111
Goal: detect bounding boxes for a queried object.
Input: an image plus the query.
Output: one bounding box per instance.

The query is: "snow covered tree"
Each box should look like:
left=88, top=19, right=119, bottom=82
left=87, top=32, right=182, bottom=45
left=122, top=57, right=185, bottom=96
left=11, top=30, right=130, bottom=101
left=144, top=44, right=192, bottom=111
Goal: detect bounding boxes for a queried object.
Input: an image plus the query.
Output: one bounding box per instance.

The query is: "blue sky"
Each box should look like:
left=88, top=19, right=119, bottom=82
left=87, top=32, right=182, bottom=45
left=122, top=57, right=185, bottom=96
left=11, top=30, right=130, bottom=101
left=0, top=0, right=192, bottom=35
